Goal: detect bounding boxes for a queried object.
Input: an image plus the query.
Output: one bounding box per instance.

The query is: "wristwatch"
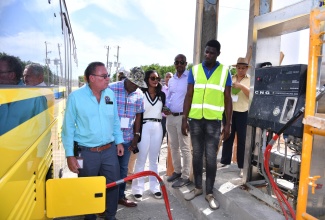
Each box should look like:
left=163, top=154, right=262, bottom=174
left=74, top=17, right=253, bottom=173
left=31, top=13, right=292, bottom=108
left=134, top=132, right=141, bottom=137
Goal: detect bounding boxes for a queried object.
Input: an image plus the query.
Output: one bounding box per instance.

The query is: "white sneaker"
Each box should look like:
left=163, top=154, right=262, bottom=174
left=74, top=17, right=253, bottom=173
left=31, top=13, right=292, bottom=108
left=217, top=162, right=229, bottom=169
left=154, top=192, right=162, bottom=199
left=239, top=169, right=243, bottom=178
left=134, top=194, right=142, bottom=201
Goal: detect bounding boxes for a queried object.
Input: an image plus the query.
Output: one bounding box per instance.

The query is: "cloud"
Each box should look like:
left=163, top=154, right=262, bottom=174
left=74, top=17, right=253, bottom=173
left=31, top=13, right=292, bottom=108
left=0, top=0, right=15, bottom=12
left=72, top=22, right=181, bottom=75
left=66, top=0, right=133, bottom=19
left=66, top=0, right=250, bottom=77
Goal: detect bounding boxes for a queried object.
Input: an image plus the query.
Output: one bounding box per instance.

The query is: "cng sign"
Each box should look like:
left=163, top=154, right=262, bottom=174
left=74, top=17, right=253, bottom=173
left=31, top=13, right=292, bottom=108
left=255, top=90, right=271, bottom=95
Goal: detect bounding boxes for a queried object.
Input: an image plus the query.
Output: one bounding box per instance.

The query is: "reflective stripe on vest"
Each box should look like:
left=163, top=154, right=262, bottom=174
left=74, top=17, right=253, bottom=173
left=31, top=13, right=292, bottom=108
left=189, top=63, right=228, bottom=120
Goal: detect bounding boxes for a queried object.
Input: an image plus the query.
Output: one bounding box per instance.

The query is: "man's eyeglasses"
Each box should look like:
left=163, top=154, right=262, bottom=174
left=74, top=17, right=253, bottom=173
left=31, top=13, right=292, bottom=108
left=174, top=60, right=186, bottom=65
left=149, top=76, right=161, bottom=81
left=91, top=74, right=110, bottom=79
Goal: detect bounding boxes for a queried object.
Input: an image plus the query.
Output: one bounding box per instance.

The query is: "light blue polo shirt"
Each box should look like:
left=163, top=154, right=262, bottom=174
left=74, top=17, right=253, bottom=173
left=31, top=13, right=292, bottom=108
left=61, top=83, right=124, bottom=157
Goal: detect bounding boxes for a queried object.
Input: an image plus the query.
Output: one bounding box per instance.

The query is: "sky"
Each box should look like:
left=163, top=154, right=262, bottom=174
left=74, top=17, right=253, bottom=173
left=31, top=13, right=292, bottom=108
left=0, top=0, right=308, bottom=80
left=65, top=0, right=250, bottom=75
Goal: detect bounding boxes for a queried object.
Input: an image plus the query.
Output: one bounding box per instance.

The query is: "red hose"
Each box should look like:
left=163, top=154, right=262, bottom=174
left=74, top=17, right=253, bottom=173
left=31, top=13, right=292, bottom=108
left=263, top=134, right=296, bottom=219
left=106, top=171, right=172, bottom=220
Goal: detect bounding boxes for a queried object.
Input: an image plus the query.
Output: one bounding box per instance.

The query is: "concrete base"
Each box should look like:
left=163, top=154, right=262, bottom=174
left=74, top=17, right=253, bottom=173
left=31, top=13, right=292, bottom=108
left=164, top=163, right=285, bottom=220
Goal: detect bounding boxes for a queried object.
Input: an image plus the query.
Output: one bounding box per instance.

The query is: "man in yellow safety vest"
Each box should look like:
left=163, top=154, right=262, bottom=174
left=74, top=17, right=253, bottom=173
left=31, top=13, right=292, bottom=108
left=181, top=39, right=233, bottom=210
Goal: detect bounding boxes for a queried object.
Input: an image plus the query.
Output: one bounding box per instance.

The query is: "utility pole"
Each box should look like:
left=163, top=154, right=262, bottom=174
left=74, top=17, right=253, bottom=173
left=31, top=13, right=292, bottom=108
left=54, top=58, right=60, bottom=85
left=193, top=0, right=219, bottom=64
left=45, top=41, right=51, bottom=85
left=115, top=46, right=120, bottom=81
left=105, top=45, right=110, bottom=68
left=57, top=43, right=63, bottom=86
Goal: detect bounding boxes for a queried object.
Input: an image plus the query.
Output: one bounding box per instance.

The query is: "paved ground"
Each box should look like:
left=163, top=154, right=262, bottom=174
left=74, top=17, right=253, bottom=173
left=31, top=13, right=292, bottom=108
left=55, top=136, right=285, bottom=220
left=56, top=139, right=194, bottom=220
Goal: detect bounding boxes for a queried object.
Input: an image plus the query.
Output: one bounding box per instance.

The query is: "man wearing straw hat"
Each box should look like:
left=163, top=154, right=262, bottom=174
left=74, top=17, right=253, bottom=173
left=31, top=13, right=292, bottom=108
left=218, top=57, right=250, bottom=178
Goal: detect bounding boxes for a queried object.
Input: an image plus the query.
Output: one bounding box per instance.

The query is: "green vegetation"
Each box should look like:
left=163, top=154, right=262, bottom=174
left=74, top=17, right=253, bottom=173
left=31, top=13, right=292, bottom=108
left=97, top=63, right=194, bottom=83
left=229, top=66, right=237, bottom=75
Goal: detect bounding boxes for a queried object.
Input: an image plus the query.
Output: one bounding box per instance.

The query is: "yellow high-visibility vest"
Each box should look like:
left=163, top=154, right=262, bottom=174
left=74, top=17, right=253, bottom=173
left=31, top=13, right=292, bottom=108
left=189, top=63, right=228, bottom=120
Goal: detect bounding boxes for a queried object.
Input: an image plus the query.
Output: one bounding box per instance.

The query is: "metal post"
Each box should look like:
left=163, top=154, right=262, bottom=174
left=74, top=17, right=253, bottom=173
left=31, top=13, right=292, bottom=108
left=105, top=45, right=110, bottom=68
left=296, top=8, right=322, bottom=220
left=116, top=46, right=120, bottom=81
left=45, top=41, right=51, bottom=85
left=58, top=43, right=63, bottom=86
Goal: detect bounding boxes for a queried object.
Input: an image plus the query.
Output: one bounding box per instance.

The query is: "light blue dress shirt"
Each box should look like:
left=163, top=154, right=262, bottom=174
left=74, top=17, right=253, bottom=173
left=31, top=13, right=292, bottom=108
left=166, top=70, right=189, bottom=113
left=61, top=83, right=124, bottom=157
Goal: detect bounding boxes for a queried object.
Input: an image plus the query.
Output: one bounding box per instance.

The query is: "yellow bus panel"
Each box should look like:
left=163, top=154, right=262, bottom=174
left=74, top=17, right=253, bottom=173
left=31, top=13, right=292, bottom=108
left=46, top=176, right=106, bottom=218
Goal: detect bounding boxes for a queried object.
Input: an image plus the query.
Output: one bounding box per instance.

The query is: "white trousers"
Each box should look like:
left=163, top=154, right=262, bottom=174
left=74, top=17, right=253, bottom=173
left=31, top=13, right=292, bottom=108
left=131, top=121, right=163, bottom=195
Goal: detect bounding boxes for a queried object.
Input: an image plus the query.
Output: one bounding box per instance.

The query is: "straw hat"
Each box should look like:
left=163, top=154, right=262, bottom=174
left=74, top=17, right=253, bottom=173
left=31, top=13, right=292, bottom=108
left=232, top=57, right=250, bottom=67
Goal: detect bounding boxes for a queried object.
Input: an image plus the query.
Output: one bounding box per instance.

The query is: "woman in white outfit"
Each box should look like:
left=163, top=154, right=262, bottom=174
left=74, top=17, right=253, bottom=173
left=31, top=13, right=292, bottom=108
left=132, top=70, right=165, bottom=201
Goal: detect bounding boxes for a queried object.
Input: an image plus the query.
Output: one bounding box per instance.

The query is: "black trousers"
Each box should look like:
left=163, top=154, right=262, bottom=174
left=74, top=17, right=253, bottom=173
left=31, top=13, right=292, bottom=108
left=161, top=116, right=168, bottom=142
left=221, top=111, right=248, bottom=168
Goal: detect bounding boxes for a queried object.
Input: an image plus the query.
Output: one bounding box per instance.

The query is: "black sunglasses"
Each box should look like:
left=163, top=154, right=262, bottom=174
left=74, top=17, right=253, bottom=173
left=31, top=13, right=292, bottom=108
left=91, top=74, right=110, bottom=79
left=174, top=60, right=186, bottom=65
left=149, top=76, right=161, bottom=81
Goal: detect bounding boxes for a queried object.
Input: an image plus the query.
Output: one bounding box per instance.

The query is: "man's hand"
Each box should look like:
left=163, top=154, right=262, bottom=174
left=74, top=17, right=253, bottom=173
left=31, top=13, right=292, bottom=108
left=181, top=117, right=189, bottom=136
left=129, top=136, right=139, bottom=152
left=117, top=143, right=124, bottom=156
left=162, top=106, right=171, bottom=115
left=222, top=123, right=231, bottom=141
left=128, top=145, right=137, bottom=152
left=67, top=156, right=80, bottom=174
left=162, top=110, right=171, bottom=115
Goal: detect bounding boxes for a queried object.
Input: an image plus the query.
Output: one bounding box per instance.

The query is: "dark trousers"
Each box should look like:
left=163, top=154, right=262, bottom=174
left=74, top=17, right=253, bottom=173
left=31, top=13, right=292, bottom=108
left=221, top=111, right=248, bottom=168
left=189, top=118, right=221, bottom=194
left=118, top=142, right=131, bottom=199
left=79, top=144, right=120, bottom=220
left=161, top=116, right=168, bottom=143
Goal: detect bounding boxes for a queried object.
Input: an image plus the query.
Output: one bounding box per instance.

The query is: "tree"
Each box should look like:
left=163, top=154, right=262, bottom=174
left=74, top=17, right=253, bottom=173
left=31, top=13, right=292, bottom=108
left=103, top=63, right=194, bottom=84
left=78, top=75, right=85, bottom=83
left=140, top=63, right=193, bottom=79
left=229, top=66, right=237, bottom=75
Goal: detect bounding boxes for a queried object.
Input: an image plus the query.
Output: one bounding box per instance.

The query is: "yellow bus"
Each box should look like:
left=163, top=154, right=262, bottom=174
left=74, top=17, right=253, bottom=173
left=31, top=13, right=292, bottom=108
left=0, top=1, right=99, bottom=219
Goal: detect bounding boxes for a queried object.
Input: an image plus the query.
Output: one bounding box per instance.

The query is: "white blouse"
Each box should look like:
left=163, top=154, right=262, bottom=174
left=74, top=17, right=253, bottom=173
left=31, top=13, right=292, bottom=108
left=143, top=91, right=163, bottom=119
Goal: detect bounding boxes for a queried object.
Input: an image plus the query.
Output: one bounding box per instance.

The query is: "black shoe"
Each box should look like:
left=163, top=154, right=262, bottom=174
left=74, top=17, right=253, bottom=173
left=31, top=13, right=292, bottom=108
left=167, top=172, right=181, bottom=182
left=118, top=198, right=137, bottom=207
left=172, top=178, right=190, bottom=188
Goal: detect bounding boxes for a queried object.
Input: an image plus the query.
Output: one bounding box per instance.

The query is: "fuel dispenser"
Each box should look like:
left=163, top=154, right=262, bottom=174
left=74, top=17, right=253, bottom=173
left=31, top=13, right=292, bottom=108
left=244, top=64, right=307, bottom=213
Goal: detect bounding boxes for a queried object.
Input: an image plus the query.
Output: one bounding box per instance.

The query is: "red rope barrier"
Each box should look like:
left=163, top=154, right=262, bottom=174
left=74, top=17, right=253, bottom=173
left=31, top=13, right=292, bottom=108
left=106, top=171, right=173, bottom=220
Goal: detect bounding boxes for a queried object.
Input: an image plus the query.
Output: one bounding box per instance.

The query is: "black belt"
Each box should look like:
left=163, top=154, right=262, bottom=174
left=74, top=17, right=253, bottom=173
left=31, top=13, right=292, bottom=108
left=171, top=112, right=183, bottom=116
left=78, top=142, right=113, bottom=152
left=143, top=118, right=162, bottom=123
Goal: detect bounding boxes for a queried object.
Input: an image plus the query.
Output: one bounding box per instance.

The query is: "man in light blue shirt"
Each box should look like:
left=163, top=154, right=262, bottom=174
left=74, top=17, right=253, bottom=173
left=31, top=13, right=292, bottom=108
left=164, top=54, right=192, bottom=188
left=61, top=61, right=124, bottom=220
